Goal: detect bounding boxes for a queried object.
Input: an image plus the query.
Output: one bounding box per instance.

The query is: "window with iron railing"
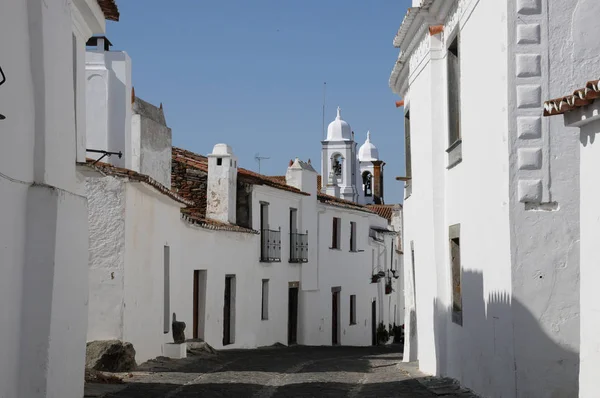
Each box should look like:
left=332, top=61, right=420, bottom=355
left=260, top=227, right=281, bottom=262
left=290, top=230, right=309, bottom=263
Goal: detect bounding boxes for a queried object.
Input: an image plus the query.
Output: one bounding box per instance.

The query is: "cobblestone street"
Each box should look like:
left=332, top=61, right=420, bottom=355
left=85, top=345, right=477, bottom=398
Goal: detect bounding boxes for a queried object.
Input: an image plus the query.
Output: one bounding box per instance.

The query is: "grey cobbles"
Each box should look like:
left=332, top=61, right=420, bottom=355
left=84, top=345, right=479, bottom=398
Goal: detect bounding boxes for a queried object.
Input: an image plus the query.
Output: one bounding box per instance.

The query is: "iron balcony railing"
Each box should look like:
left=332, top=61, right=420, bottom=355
left=260, top=227, right=281, bottom=262
left=290, top=230, right=309, bottom=263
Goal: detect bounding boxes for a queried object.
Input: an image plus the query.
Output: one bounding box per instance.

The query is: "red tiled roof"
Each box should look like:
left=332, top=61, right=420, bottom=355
left=97, top=0, right=119, bottom=21
left=85, top=160, right=192, bottom=206
left=317, top=193, right=375, bottom=214
left=181, top=210, right=258, bottom=234
left=172, top=147, right=309, bottom=233
left=172, top=147, right=310, bottom=196
left=544, top=79, right=600, bottom=116
left=366, top=204, right=400, bottom=221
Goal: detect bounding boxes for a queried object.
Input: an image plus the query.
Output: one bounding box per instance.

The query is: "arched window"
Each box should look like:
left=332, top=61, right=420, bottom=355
left=331, top=154, right=344, bottom=181
left=362, top=171, right=372, bottom=196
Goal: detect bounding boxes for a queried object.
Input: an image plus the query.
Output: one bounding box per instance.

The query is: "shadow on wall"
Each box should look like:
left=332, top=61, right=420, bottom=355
left=433, top=270, right=578, bottom=398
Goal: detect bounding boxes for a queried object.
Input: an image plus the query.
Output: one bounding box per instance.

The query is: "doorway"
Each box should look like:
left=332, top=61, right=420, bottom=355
left=288, top=284, right=299, bottom=345
left=193, top=270, right=207, bottom=340
left=371, top=300, right=377, bottom=346
left=331, top=287, right=341, bottom=345
left=223, top=275, right=236, bottom=345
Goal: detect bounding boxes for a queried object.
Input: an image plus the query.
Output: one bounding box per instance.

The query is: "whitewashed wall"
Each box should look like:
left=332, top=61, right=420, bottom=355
left=86, top=176, right=185, bottom=364
left=0, top=1, right=104, bottom=397
left=397, top=0, right=583, bottom=396
left=87, top=176, right=126, bottom=342
left=564, top=98, right=600, bottom=398
left=302, top=205, right=397, bottom=346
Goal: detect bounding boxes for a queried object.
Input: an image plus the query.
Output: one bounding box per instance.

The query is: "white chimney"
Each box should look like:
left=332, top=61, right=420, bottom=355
left=85, top=36, right=132, bottom=169
left=207, top=144, right=238, bottom=224
left=285, top=158, right=317, bottom=197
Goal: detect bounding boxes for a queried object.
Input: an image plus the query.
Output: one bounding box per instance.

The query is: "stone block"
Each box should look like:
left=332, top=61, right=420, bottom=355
left=86, top=340, right=137, bottom=372
left=518, top=148, right=542, bottom=170
left=517, top=116, right=542, bottom=139
left=163, top=342, right=187, bottom=359
left=517, top=85, right=542, bottom=109
left=517, top=0, right=541, bottom=15
left=518, top=179, right=542, bottom=203
left=517, top=24, right=541, bottom=44
left=516, top=54, right=542, bottom=77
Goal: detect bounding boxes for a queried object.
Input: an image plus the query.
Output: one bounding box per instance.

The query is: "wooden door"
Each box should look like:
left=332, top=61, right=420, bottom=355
left=288, top=287, right=299, bottom=345
left=223, top=276, right=232, bottom=345
left=332, top=291, right=339, bottom=345
left=193, top=271, right=199, bottom=339
left=371, top=300, right=377, bottom=346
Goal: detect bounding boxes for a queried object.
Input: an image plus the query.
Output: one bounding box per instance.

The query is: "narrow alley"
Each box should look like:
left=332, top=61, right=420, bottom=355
left=85, top=346, right=477, bottom=398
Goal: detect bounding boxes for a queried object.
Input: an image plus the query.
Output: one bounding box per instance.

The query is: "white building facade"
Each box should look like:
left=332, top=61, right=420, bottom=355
left=390, top=0, right=588, bottom=397
left=84, top=42, right=403, bottom=364
left=0, top=1, right=118, bottom=397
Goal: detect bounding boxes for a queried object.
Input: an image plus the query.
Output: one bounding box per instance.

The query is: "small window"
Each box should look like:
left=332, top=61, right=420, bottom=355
left=217, top=157, right=223, bottom=166
left=350, top=221, right=357, bottom=252
left=449, top=224, right=462, bottom=325
left=332, top=217, right=341, bottom=249
left=447, top=35, right=461, bottom=147
left=261, top=279, right=269, bottom=320
left=350, top=295, right=357, bottom=325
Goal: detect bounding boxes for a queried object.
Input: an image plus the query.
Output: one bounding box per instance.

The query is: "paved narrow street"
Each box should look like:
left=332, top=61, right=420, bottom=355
left=85, top=345, right=477, bottom=398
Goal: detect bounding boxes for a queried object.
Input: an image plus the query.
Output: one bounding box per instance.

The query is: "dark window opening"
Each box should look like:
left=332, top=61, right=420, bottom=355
left=350, top=295, right=357, bottom=325
left=350, top=221, right=357, bottom=252
left=362, top=171, right=372, bottom=197
left=450, top=224, right=462, bottom=325
left=447, top=35, right=461, bottom=146
left=217, top=157, right=223, bottom=166
left=332, top=217, right=341, bottom=249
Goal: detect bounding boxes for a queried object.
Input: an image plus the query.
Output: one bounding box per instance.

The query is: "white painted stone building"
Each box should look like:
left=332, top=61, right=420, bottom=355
left=389, top=0, right=590, bottom=397
left=544, top=29, right=600, bottom=398
left=84, top=40, right=404, bottom=364
left=0, top=1, right=118, bottom=397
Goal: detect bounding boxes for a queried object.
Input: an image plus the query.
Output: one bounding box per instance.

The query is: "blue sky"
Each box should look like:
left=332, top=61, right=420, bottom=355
left=106, top=0, right=409, bottom=203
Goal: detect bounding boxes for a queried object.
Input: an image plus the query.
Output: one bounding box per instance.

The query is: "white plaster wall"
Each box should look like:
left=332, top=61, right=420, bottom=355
left=442, top=2, right=514, bottom=396
left=399, top=0, right=583, bottom=396
left=86, top=176, right=126, bottom=341
left=508, top=0, right=581, bottom=396
left=175, top=223, right=262, bottom=350
left=574, top=116, right=600, bottom=398
left=302, top=205, right=395, bottom=346
left=122, top=183, right=183, bottom=363
left=0, top=1, right=102, bottom=397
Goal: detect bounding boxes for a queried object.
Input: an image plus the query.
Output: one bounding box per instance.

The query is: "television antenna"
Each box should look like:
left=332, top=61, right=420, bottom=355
left=255, top=153, right=270, bottom=174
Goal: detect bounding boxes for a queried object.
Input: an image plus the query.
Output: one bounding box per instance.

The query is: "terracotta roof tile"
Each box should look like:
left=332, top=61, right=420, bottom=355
left=317, top=193, right=375, bottom=214
left=181, top=210, right=258, bottom=234
left=172, top=147, right=310, bottom=196
left=172, top=147, right=309, bottom=233
left=97, top=0, right=119, bottom=21
left=544, top=79, right=600, bottom=116
left=85, top=160, right=192, bottom=206
left=366, top=204, right=401, bottom=221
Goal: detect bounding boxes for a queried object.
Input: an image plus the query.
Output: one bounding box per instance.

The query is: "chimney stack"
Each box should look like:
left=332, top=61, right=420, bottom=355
left=207, top=144, right=238, bottom=224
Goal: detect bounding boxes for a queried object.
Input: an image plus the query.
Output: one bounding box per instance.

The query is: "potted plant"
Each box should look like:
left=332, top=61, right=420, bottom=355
left=376, top=322, right=389, bottom=345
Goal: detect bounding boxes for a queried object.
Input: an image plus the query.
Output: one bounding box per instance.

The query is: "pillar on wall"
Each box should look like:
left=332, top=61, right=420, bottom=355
left=372, top=161, right=385, bottom=204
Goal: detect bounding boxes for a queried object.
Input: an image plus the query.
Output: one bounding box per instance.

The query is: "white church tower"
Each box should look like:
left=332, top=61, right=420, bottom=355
left=321, top=107, right=359, bottom=202
left=358, top=131, right=384, bottom=204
